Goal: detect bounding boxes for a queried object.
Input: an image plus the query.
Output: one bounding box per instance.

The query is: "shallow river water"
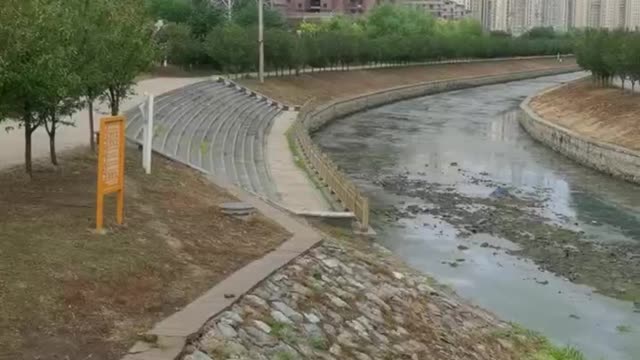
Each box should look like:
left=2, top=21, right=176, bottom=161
left=314, top=72, right=640, bottom=360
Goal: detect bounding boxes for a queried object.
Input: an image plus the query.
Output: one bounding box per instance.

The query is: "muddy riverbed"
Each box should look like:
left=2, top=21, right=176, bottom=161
left=314, top=72, right=640, bottom=360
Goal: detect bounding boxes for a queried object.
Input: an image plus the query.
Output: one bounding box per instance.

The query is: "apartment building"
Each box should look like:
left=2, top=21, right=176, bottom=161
left=403, top=0, right=468, bottom=19
left=599, top=0, right=624, bottom=28
left=469, top=0, right=493, bottom=29
left=541, top=0, right=569, bottom=31
left=277, top=0, right=468, bottom=19
left=626, top=0, right=640, bottom=29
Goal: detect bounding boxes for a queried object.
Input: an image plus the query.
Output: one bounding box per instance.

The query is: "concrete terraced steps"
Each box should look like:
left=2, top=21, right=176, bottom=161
left=125, top=80, right=281, bottom=201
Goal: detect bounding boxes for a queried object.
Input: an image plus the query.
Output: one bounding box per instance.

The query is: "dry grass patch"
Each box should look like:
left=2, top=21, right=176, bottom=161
left=530, top=79, right=640, bottom=151
left=0, top=148, right=289, bottom=359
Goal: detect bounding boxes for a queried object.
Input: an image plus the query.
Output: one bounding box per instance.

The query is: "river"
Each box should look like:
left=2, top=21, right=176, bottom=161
left=314, top=72, right=640, bottom=360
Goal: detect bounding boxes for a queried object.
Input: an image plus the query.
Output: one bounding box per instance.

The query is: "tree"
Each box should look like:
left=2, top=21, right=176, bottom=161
left=143, top=3, right=575, bottom=76
left=145, top=0, right=192, bottom=23
left=576, top=29, right=613, bottom=85
left=521, top=26, right=557, bottom=39
left=0, top=0, right=82, bottom=175
left=188, top=0, right=224, bottom=38
left=490, top=30, right=512, bottom=38
left=233, top=0, right=285, bottom=29
left=265, top=29, right=294, bottom=74
left=603, top=30, right=629, bottom=89
left=101, top=0, right=157, bottom=116
left=76, top=0, right=112, bottom=151
left=205, top=24, right=256, bottom=74
left=157, top=22, right=204, bottom=67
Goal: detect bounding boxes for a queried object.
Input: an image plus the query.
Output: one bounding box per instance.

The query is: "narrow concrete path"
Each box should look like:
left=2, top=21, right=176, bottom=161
left=0, top=77, right=208, bottom=170
left=122, top=177, right=324, bottom=360
left=267, top=111, right=329, bottom=212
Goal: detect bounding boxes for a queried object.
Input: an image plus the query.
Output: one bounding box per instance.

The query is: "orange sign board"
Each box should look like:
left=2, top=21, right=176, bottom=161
left=96, top=116, right=126, bottom=231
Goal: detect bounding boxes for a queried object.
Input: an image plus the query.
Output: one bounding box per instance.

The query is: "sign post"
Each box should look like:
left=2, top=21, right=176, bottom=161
left=141, top=93, right=154, bottom=174
left=96, top=116, right=126, bottom=231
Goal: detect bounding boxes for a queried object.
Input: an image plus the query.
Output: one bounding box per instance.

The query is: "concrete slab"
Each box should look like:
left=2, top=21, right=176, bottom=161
left=267, top=111, right=330, bottom=212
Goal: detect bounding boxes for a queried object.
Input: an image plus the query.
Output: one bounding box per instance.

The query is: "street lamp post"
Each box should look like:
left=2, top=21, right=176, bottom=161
left=258, top=0, right=265, bottom=83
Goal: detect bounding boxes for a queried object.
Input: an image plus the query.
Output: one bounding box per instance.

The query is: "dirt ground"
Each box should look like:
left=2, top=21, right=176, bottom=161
left=0, top=148, right=289, bottom=359
left=241, top=58, right=577, bottom=105
left=530, top=79, right=640, bottom=151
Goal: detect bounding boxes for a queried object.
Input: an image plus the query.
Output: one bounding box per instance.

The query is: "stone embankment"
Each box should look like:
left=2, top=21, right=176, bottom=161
left=520, top=78, right=640, bottom=184
left=180, top=239, right=538, bottom=360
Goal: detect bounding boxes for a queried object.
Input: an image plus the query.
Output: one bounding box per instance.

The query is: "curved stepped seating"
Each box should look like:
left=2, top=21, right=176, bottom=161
left=126, top=81, right=214, bottom=142
left=124, top=80, right=282, bottom=202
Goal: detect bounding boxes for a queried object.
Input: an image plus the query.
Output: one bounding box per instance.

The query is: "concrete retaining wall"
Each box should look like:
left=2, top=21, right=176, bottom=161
left=302, top=66, right=580, bottom=133
left=518, top=83, right=640, bottom=184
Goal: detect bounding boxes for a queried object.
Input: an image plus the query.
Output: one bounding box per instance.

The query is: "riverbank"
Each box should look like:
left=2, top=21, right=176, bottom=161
left=312, top=73, right=639, bottom=360
left=181, top=226, right=584, bottom=360
left=523, top=79, right=640, bottom=184
left=529, top=78, right=640, bottom=152
left=241, top=58, right=577, bottom=105
left=515, top=79, right=640, bottom=300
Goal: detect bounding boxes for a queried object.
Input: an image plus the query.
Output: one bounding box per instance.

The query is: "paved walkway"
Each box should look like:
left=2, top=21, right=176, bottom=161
left=0, top=77, right=208, bottom=170
left=267, top=111, right=329, bottom=212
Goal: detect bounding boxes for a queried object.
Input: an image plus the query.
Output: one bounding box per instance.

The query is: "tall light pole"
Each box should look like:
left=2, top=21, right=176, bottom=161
left=258, top=0, right=265, bottom=83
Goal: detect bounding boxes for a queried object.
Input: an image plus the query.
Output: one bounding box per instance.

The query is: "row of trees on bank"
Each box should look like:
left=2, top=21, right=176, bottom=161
left=0, top=0, right=155, bottom=176
left=576, top=29, right=640, bottom=90
left=151, top=1, right=574, bottom=74
left=0, top=0, right=575, bottom=176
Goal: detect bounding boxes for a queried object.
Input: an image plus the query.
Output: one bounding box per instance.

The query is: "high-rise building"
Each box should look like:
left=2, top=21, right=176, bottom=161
left=402, top=0, right=468, bottom=19
left=470, top=0, right=494, bottom=29
left=492, top=0, right=509, bottom=31
left=599, top=0, right=624, bottom=28
left=569, top=0, right=590, bottom=28
left=627, top=0, right=640, bottom=30
left=541, top=0, right=569, bottom=31
left=524, top=0, right=543, bottom=29
left=588, top=0, right=601, bottom=27
left=507, top=0, right=527, bottom=34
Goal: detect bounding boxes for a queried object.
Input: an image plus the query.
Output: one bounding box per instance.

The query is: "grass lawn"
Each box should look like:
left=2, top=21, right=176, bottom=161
left=0, top=148, right=289, bottom=359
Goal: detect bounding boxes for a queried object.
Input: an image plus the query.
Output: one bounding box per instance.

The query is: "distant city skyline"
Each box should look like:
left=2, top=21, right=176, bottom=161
left=466, top=0, right=640, bottom=33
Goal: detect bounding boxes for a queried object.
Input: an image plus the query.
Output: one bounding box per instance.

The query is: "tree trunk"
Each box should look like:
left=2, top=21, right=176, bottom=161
left=109, top=87, right=119, bottom=116
left=49, top=126, right=58, bottom=166
left=88, top=99, right=95, bottom=151
left=25, top=123, right=32, bottom=177
left=44, top=112, right=58, bottom=166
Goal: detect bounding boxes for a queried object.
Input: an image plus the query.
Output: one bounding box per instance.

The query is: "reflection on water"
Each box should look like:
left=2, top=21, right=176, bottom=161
left=314, top=72, right=640, bottom=360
